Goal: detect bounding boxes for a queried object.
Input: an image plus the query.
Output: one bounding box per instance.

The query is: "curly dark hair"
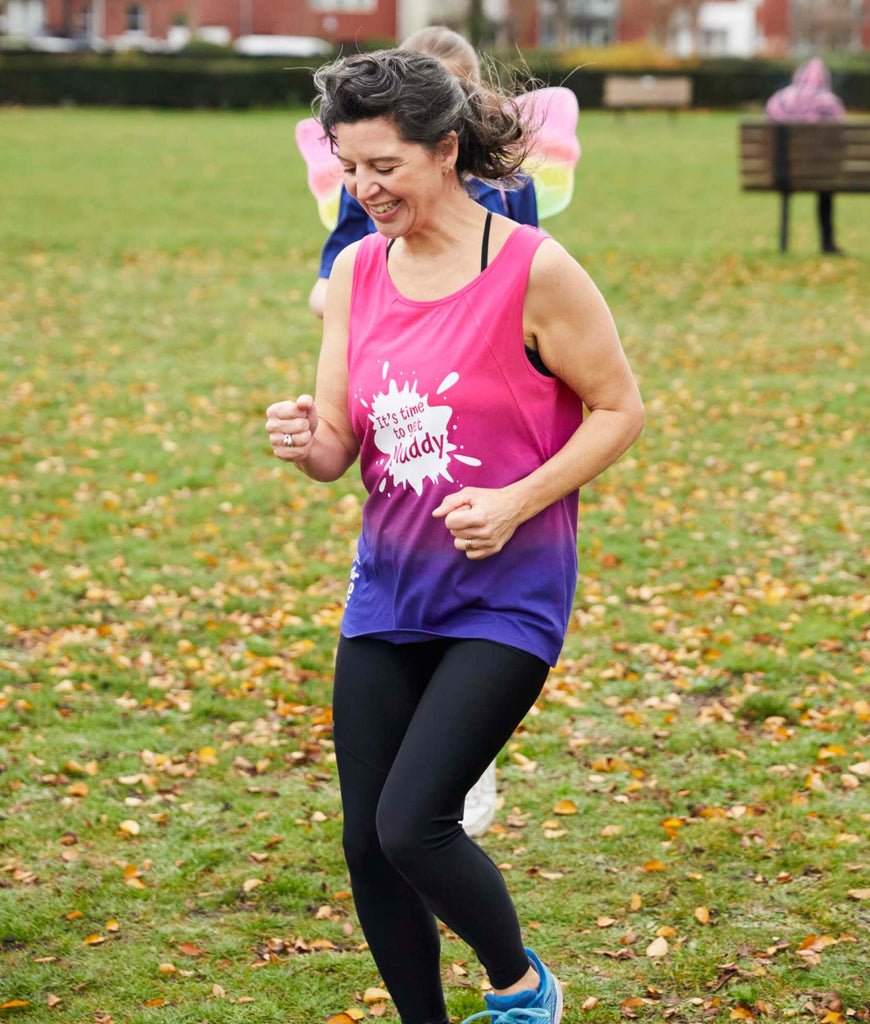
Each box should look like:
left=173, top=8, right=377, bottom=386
left=313, top=50, right=531, bottom=187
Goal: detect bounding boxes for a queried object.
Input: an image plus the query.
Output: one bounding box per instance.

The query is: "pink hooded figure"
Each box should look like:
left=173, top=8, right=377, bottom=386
left=766, top=59, right=846, bottom=253
left=766, top=58, right=845, bottom=123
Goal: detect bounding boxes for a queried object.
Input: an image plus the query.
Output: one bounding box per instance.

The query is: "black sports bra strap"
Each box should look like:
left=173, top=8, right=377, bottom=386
left=386, top=212, right=492, bottom=270
left=480, top=211, right=492, bottom=272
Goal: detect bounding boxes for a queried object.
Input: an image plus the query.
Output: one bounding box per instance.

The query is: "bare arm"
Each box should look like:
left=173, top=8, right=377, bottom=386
left=308, top=277, right=328, bottom=319
left=509, top=237, right=644, bottom=517
left=265, top=244, right=360, bottom=482
left=433, top=238, right=644, bottom=557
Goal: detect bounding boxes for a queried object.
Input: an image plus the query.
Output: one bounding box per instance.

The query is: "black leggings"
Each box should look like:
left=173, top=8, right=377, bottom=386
left=333, top=635, right=550, bottom=1024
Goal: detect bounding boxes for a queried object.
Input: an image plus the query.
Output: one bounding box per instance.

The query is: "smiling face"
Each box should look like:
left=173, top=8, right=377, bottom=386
left=334, top=117, right=456, bottom=238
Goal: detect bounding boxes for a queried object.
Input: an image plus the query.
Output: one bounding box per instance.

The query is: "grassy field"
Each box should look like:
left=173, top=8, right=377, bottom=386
left=1, top=107, right=869, bottom=1024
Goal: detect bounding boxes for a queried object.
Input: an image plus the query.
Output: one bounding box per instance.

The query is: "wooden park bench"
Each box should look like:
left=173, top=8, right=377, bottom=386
left=603, top=75, right=692, bottom=114
left=739, top=121, right=870, bottom=251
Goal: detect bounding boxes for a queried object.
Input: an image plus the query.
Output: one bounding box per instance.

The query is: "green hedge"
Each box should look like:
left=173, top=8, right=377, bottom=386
left=536, top=59, right=870, bottom=110
left=0, top=57, right=318, bottom=108
left=679, top=57, right=870, bottom=110
left=1, top=54, right=868, bottom=110
left=834, top=70, right=870, bottom=111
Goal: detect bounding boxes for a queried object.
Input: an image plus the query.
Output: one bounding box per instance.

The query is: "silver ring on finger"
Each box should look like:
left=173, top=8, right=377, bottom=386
left=283, top=433, right=293, bottom=447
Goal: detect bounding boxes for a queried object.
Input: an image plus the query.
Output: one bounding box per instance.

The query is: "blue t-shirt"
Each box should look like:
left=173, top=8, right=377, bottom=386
left=318, top=178, right=538, bottom=279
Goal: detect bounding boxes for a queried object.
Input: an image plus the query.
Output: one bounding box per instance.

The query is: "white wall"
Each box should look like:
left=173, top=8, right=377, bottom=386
left=699, top=1, right=758, bottom=56
left=669, top=0, right=761, bottom=58
left=6, top=0, right=45, bottom=36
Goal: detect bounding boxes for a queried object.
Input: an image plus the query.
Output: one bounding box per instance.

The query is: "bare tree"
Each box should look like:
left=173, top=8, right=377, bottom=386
left=791, top=0, right=861, bottom=51
left=553, top=0, right=569, bottom=46
left=186, top=0, right=199, bottom=33
left=648, top=0, right=705, bottom=52
left=467, top=0, right=484, bottom=46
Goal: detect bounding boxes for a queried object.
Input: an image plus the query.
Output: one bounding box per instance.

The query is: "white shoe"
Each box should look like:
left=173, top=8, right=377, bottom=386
left=461, top=760, right=497, bottom=838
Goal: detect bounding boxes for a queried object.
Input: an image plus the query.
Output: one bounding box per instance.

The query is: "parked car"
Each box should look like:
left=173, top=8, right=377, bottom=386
left=111, top=32, right=169, bottom=52
left=232, top=35, right=331, bottom=57
left=2, top=34, right=77, bottom=52
left=1, top=33, right=112, bottom=52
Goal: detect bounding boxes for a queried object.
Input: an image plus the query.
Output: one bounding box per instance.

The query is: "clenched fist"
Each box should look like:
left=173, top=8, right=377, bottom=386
left=266, top=394, right=318, bottom=462
left=432, top=486, right=523, bottom=560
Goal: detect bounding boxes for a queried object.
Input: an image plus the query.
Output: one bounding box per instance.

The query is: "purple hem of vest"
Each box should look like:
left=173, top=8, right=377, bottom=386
left=339, top=625, right=558, bottom=669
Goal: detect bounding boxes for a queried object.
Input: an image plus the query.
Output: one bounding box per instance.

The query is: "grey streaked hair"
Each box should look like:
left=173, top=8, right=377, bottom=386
left=313, top=50, right=530, bottom=187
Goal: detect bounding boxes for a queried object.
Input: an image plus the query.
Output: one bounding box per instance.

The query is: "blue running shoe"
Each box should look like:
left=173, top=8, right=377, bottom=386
left=460, top=948, right=563, bottom=1024
left=460, top=1008, right=548, bottom=1024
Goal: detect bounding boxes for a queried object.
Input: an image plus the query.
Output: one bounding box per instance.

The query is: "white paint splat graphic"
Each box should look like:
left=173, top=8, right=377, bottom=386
left=369, top=376, right=466, bottom=495
left=436, top=372, right=460, bottom=395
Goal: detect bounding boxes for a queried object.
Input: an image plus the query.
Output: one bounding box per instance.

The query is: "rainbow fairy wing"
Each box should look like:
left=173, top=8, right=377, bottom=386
left=295, top=116, right=343, bottom=231
left=517, top=87, right=581, bottom=220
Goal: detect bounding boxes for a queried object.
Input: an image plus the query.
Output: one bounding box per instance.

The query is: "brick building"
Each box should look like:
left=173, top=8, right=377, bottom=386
left=13, top=0, right=870, bottom=53
left=39, top=0, right=397, bottom=44
left=616, top=0, right=869, bottom=57
left=35, top=0, right=520, bottom=46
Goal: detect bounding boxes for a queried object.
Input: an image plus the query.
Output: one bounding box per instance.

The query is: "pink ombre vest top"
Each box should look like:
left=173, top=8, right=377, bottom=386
left=341, top=225, right=584, bottom=666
